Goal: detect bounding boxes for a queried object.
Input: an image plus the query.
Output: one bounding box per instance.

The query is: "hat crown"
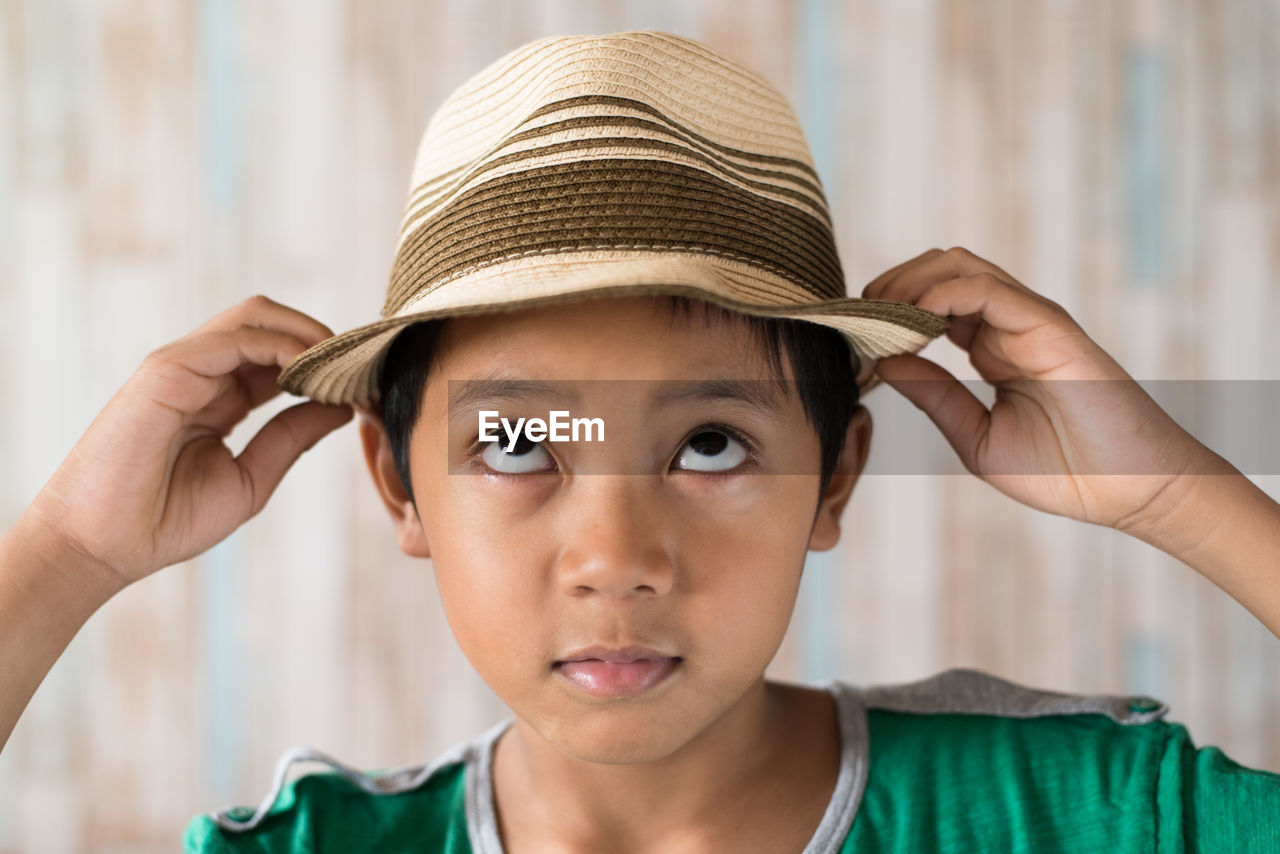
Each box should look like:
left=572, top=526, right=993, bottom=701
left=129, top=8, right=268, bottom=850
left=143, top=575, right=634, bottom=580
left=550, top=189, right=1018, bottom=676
left=410, top=31, right=819, bottom=191
left=383, top=30, right=844, bottom=319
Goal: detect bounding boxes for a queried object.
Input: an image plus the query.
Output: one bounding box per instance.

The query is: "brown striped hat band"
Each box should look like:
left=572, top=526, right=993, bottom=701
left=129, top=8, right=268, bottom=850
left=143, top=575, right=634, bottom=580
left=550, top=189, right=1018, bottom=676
left=276, top=30, right=950, bottom=406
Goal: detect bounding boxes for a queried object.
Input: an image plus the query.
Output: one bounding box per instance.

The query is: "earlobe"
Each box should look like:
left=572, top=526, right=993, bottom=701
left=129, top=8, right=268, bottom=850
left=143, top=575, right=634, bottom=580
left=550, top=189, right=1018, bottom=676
left=808, top=406, right=872, bottom=552
left=357, top=410, right=432, bottom=559
left=394, top=515, right=432, bottom=560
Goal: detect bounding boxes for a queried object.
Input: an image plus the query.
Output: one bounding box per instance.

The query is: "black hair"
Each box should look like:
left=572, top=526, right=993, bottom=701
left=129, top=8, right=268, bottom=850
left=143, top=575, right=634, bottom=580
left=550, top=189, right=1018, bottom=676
left=376, top=296, right=861, bottom=510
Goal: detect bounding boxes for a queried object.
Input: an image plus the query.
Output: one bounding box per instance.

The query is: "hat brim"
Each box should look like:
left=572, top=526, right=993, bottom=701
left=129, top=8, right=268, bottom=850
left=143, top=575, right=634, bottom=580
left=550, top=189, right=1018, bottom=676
left=276, top=250, right=950, bottom=406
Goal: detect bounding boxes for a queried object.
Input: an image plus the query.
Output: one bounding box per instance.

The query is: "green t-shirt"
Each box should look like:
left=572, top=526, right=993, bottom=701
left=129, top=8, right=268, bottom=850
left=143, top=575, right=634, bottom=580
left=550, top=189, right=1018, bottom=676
left=182, top=668, right=1280, bottom=852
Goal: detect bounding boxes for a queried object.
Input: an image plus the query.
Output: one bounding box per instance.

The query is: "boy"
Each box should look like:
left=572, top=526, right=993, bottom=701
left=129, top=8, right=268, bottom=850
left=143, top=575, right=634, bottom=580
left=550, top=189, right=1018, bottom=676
left=3, top=30, right=1280, bottom=853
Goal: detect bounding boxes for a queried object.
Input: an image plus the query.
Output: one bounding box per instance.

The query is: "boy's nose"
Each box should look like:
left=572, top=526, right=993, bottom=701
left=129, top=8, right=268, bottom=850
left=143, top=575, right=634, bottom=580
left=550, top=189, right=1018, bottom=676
left=554, top=476, right=675, bottom=600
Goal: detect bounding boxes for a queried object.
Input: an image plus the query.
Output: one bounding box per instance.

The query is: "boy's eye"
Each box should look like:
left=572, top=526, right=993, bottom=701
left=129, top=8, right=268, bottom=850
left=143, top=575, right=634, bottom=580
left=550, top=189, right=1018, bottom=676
left=478, top=434, right=556, bottom=474
left=471, top=424, right=756, bottom=476
left=673, top=428, right=750, bottom=473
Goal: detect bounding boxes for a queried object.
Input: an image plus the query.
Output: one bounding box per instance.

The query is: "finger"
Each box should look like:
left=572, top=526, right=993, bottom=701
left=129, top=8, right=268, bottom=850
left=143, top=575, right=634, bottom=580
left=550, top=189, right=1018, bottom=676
left=141, top=328, right=312, bottom=416
left=191, top=295, right=337, bottom=347
left=945, top=314, right=984, bottom=351
left=861, top=248, right=944, bottom=298
left=937, top=246, right=1022, bottom=286
left=868, top=247, right=1024, bottom=305
left=233, top=364, right=289, bottom=410
left=235, top=401, right=355, bottom=517
left=186, top=364, right=290, bottom=438
left=875, top=352, right=989, bottom=475
left=914, top=273, right=1064, bottom=336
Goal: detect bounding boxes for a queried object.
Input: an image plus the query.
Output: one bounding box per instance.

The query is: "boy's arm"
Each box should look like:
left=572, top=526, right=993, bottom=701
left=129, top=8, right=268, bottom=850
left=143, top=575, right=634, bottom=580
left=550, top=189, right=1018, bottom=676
left=0, top=295, right=351, bottom=756
left=0, top=508, right=123, bottom=751
left=863, top=247, right=1280, bottom=640
left=1122, top=467, right=1280, bottom=641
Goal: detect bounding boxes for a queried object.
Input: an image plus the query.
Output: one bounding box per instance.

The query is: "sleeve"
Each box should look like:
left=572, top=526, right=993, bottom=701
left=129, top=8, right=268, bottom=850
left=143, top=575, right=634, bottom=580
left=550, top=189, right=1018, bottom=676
left=179, top=774, right=339, bottom=853
left=180, top=763, right=474, bottom=853
left=182, top=805, right=281, bottom=853
left=1155, top=721, right=1280, bottom=852
left=182, top=814, right=246, bottom=853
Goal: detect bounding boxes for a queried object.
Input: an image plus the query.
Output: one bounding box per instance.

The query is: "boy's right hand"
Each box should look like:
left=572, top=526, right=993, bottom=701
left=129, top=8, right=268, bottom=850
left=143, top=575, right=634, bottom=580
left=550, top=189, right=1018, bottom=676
left=22, top=295, right=354, bottom=594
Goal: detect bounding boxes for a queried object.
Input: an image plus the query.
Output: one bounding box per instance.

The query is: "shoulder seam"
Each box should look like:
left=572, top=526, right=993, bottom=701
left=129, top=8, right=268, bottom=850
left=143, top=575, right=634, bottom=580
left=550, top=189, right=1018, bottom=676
left=847, top=667, right=1170, bottom=726
left=206, top=737, right=478, bottom=834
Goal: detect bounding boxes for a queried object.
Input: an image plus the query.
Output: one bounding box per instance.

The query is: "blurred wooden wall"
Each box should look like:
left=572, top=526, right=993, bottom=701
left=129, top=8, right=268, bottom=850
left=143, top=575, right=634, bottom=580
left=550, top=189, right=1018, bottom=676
left=2, top=0, right=1278, bottom=850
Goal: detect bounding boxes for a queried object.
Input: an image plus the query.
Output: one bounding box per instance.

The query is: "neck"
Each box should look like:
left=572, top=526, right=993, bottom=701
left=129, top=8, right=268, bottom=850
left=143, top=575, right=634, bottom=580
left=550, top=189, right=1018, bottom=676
left=491, top=678, right=839, bottom=851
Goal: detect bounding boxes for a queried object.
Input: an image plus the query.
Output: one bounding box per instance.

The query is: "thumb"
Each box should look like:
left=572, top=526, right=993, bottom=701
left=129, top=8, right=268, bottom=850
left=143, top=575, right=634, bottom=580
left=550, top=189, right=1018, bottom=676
left=875, top=353, right=988, bottom=474
left=236, top=402, right=354, bottom=516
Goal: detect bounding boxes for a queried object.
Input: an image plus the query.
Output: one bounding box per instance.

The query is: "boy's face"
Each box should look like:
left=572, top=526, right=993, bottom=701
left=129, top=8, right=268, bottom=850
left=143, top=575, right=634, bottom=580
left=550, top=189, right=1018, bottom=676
left=359, top=295, right=870, bottom=764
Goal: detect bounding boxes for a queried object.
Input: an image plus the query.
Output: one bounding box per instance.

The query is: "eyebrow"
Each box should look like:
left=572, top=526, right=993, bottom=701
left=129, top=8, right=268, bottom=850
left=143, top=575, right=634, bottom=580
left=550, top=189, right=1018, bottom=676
left=447, top=377, right=577, bottom=417
left=648, top=378, right=790, bottom=420
left=446, top=376, right=790, bottom=420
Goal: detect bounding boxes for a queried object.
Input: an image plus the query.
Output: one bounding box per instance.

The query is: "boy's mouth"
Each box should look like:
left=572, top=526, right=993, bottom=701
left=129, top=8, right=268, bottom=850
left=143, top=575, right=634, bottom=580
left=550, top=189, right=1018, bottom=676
left=552, top=645, right=683, bottom=698
left=555, top=644, right=677, bottom=664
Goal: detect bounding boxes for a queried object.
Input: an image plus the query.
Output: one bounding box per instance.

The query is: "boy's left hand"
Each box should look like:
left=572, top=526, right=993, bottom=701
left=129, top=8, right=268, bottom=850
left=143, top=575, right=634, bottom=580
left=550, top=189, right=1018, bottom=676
left=862, top=247, right=1235, bottom=542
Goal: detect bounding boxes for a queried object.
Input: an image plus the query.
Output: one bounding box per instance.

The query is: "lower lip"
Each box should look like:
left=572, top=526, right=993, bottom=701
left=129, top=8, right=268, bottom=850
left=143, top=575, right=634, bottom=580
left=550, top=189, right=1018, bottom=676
left=553, top=658, right=682, bottom=698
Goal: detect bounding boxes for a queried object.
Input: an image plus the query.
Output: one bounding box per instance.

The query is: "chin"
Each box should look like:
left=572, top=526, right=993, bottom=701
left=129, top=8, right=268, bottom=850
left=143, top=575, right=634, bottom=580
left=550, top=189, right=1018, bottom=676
left=541, top=707, right=699, bottom=765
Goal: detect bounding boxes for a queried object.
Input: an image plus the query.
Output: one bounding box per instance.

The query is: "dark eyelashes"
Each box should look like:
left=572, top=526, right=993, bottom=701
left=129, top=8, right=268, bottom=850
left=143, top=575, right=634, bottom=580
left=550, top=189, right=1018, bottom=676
left=677, top=422, right=760, bottom=479
left=689, top=422, right=759, bottom=461
left=461, top=422, right=760, bottom=476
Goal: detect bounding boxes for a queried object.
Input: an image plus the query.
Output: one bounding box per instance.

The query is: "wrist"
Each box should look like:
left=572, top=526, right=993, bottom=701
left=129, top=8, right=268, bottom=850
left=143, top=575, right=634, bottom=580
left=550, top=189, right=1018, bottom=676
left=1121, top=460, right=1280, bottom=639
left=3, top=502, right=129, bottom=613
left=1116, top=446, right=1241, bottom=559
left=0, top=503, right=124, bottom=753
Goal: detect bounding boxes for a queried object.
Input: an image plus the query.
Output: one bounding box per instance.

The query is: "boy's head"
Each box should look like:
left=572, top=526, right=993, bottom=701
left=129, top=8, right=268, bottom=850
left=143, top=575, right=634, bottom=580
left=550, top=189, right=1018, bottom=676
left=280, top=30, right=945, bottom=765
left=357, top=293, right=872, bottom=763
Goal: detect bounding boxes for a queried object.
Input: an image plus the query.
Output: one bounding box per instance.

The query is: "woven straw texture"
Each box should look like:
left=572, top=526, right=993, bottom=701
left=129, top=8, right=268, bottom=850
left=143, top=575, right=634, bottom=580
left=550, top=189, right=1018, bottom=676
left=276, top=31, right=950, bottom=405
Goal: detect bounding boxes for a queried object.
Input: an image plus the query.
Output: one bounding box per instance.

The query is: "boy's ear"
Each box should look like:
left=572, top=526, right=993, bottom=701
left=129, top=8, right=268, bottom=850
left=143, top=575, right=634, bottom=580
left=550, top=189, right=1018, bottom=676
left=357, top=406, right=432, bottom=559
left=808, top=405, right=872, bottom=552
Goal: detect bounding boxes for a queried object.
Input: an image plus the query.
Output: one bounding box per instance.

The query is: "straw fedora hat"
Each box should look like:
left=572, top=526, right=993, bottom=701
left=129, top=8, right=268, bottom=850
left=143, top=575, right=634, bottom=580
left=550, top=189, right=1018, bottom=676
left=276, top=30, right=950, bottom=406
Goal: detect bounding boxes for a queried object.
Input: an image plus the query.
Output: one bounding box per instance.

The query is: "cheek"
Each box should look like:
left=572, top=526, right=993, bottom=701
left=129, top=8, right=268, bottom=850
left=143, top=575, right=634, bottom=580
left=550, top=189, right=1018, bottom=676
left=676, top=479, right=815, bottom=656
left=679, top=475, right=818, bottom=567
left=421, top=498, right=551, bottom=685
left=433, top=561, right=551, bottom=705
